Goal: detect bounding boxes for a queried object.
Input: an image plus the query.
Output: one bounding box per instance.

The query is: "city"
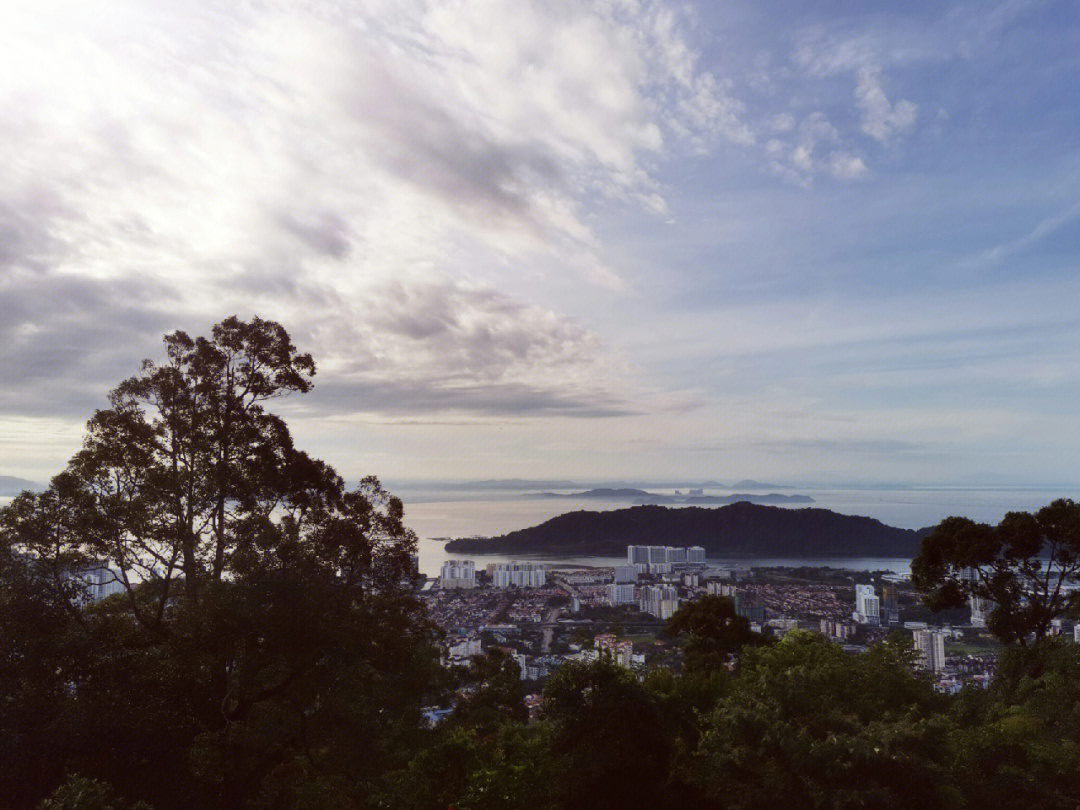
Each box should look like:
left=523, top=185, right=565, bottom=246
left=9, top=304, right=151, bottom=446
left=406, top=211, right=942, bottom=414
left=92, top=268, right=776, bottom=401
left=417, top=544, right=1054, bottom=709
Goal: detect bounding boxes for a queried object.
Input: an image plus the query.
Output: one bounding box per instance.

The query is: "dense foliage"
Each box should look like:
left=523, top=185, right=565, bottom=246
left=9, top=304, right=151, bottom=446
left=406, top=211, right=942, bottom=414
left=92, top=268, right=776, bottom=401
left=3, top=318, right=1080, bottom=808
left=913, top=499, right=1080, bottom=644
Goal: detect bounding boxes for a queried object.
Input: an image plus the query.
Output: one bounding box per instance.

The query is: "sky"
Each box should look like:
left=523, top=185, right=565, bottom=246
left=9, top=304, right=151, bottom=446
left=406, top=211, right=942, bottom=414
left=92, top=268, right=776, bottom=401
left=2, top=0, right=1079, bottom=487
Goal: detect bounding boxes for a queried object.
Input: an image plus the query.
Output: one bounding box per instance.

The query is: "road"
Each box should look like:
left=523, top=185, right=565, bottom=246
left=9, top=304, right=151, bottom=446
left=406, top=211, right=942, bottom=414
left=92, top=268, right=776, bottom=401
left=540, top=603, right=565, bottom=653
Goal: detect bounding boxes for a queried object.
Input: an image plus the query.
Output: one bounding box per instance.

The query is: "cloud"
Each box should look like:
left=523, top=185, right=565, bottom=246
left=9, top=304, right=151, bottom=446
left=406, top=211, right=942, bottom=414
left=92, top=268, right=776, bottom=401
left=0, top=269, right=177, bottom=418
left=766, top=112, right=869, bottom=184
left=294, top=278, right=635, bottom=419
left=0, top=0, right=743, bottom=431
left=829, top=151, right=869, bottom=180
left=854, top=66, right=917, bottom=142
left=974, top=198, right=1080, bottom=265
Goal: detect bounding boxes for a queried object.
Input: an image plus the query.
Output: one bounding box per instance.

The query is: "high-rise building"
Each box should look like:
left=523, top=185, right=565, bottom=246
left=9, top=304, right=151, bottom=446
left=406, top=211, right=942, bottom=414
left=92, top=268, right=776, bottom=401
left=734, top=594, right=766, bottom=623
left=627, top=546, right=650, bottom=565
left=607, top=583, right=637, bottom=605
left=853, top=584, right=880, bottom=626
left=707, top=581, right=737, bottom=597
left=913, top=629, right=947, bottom=672
left=594, top=634, right=634, bottom=667
left=686, top=546, right=707, bottom=564
left=640, top=585, right=679, bottom=619
left=487, top=561, right=545, bottom=588
left=970, top=595, right=993, bottom=628
left=65, top=563, right=125, bottom=602
left=647, top=546, right=668, bottom=565
left=881, top=585, right=899, bottom=624
left=439, top=560, right=476, bottom=589
left=614, top=565, right=640, bottom=583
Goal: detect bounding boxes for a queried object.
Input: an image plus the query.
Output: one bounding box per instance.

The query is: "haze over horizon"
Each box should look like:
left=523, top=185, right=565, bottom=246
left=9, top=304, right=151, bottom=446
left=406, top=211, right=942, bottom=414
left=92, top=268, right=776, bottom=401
left=3, top=1, right=1079, bottom=487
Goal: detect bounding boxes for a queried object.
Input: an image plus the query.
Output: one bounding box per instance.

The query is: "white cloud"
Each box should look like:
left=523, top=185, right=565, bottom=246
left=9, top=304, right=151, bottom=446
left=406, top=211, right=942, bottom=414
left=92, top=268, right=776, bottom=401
left=0, top=0, right=745, bottom=436
left=829, top=151, right=869, bottom=180
left=854, top=65, right=917, bottom=142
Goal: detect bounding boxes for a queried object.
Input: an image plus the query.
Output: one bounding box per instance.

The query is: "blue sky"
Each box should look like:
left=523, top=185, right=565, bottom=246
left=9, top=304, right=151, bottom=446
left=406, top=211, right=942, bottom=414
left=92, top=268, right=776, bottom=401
left=1, top=0, right=1078, bottom=485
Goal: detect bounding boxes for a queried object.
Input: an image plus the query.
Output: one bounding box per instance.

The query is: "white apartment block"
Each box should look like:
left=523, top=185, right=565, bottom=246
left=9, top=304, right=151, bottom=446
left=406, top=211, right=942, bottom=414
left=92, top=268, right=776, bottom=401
left=439, top=560, right=477, bottom=589
left=640, top=584, right=679, bottom=619
left=607, top=583, right=637, bottom=605
left=852, top=584, right=880, bottom=626
left=66, top=563, right=125, bottom=602
left=970, top=595, right=993, bottom=628
left=487, top=561, right=546, bottom=588
left=626, top=545, right=707, bottom=568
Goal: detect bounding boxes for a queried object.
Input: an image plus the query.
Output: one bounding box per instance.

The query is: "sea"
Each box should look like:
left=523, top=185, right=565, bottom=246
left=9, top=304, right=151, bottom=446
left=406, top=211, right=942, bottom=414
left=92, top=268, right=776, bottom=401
left=397, top=486, right=1080, bottom=577
left=6, top=485, right=1078, bottom=578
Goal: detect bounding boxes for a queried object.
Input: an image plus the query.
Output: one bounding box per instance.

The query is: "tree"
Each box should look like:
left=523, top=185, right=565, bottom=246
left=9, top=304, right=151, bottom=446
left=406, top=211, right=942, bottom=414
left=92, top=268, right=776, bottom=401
left=0, top=317, right=441, bottom=810
left=664, top=595, right=766, bottom=673
left=450, top=649, right=528, bottom=736
left=689, top=631, right=958, bottom=810
left=37, top=775, right=152, bottom=810
left=912, top=500, right=1080, bottom=644
left=540, top=660, right=671, bottom=810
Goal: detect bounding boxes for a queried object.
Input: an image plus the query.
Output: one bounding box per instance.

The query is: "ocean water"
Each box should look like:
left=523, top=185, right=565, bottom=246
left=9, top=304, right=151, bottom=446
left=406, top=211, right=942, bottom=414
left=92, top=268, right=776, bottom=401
left=7, top=486, right=1078, bottom=578
left=400, top=487, right=1080, bottom=576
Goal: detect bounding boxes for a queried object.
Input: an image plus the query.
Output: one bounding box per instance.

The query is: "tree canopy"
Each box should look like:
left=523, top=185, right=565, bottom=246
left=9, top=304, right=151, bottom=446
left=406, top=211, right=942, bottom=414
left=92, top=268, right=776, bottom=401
left=0, top=317, right=441, bottom=810
left=912, top=499, right=1080, bottom=644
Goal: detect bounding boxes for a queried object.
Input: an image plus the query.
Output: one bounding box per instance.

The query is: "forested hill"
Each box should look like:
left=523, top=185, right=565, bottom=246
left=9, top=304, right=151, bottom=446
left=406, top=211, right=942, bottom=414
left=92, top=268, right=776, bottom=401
left=444, top=502, right=931, bottom=557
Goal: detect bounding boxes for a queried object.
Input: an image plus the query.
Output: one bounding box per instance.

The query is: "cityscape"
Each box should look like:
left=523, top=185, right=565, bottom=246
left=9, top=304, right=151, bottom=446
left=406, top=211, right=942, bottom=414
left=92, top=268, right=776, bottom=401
left=418, top=543, right=1043, bottom=704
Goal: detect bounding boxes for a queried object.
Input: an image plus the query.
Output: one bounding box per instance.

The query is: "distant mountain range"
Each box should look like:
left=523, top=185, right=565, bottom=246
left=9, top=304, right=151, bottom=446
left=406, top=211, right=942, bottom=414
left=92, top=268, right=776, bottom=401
left=0, top=476, right=44, bottom=496
left=444, top=502, right=932, bottom=558
left=535, top=488, right=812, bottom=506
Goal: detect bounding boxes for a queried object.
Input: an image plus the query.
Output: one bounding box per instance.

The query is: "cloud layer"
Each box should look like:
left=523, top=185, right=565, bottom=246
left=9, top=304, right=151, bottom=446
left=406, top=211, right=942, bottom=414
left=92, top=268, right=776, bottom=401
left=2, top=0, right=1078, bottom=485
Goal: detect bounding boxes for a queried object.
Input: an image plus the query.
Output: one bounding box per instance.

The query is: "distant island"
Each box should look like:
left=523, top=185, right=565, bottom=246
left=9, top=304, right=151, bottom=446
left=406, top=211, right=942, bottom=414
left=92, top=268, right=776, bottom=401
left=0, top=475, right=43, bottom=496
left=444, top=502, right=931, bottom=558
left=535, top=488, right=813, bottom=506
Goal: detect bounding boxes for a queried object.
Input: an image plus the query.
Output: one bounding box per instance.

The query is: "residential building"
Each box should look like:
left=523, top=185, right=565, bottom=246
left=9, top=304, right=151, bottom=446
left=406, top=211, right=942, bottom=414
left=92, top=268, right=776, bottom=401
left=881, top=584, right=899, bottom=624
left=852, top=584, right=880, bottom=626
left=970, top=595, right=993, bottom=628
left=913, top=629, right=947, bottom=672
left=640, top=584, right=679, bottom=619
left=66, top=563, right=125, bottom=602
left=614, top=565, right=640, bottom=583
left=439, top=560, right=476, bottom=589
left=607, top=583, right=637, bottom=605
left=594, top=633, right=634, bottom=667
left=487, top=561, right=545, bottom=588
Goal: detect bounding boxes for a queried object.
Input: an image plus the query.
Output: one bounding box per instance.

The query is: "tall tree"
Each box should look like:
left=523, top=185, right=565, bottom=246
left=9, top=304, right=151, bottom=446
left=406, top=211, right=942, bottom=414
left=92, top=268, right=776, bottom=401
left=665, top=595, right=765, bottom=673
left=912, top=499, right=1080, bottom=644
left=0, top=317, right=440, bottom=810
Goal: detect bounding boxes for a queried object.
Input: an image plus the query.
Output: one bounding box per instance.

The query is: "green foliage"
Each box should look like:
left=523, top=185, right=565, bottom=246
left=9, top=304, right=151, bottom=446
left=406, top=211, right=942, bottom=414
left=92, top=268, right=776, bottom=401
left=912, top=500, right=1080, bottom=644
left=0, top=318, right=441, bottom=810
left=451, top=649, right=529, bottom=736
left=689, top=631, right=959, bottom=809
left=37, top=775, right=152, bottom=810
left=664, top=595, right=767, bottom=673
left=540, top=660, right=671, bottom=810
left=949, top=638, right=1080, bottom=809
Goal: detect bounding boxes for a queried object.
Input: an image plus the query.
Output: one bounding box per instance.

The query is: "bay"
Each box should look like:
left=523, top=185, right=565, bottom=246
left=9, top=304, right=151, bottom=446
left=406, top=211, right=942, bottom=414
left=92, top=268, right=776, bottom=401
left=401, top=486, right=1080, bottom=576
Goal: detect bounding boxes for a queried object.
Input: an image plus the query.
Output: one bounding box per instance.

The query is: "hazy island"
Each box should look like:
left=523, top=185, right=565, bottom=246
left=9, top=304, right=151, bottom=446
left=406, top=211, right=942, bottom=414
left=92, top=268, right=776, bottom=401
left=535, top=488, right=813, bottom=505
left=444, top=502, right=930, bottom=557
